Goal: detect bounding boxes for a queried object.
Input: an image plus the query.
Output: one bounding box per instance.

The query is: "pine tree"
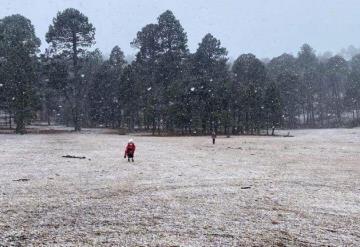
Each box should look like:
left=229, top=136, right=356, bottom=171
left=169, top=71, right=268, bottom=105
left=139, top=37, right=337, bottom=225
left=109, top=46, right=127, bottom=128
left=325, top=55, right=348, bottom=126
left=264, top=82, right=282, bottom=135
left=268, top=54, right=300, bottom=128
left=132, top=24, right=161, bottom=134
left=79, top=49, right=103, bottom=127
left=0, top=15, right=41, bottom=133
left=190, top=33, right=229, bottom=133
left=232, top=54, right=266, bottom=134
left=297, top=44, right=319, bottom=127
left=345, top=54, right=360, bottom=123
left=132, top=10, right=188, bottom=134
left=120, top=64, right=139, bottom=131
left=37, top=52, right=60, bottom=125
left=156, top=10, right=189, bottom=131
left=46, top=8, right=95, bottom=131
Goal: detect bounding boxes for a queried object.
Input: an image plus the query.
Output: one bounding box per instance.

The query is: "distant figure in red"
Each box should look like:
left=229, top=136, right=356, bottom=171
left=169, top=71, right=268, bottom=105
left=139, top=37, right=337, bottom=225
left=124, top=139, right=136, bottom=162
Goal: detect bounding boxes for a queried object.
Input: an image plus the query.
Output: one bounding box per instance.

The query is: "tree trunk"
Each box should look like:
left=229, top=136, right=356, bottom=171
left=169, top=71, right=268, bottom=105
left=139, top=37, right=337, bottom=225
left=152, top=116, right=156, bottom=135
left=72, top=106, right=81, bottom=132
left=15, top=112, right=25, bottom=134
left=72, top=32, right=81, bottom=132
left=9, top=112, right=12, bottom=129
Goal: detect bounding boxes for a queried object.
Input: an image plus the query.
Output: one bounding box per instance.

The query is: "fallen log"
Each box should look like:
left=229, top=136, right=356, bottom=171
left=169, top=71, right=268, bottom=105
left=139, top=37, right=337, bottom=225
left=62, top=155, right=86, bottom=159
left=13, top=178, right=30, bottom=182
left=241, top=186, right=251, bottom=189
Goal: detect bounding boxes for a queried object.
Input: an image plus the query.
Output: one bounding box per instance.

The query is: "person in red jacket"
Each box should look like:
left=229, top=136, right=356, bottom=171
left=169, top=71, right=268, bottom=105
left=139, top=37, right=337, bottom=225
left=124, top=139, right=136, bottom=162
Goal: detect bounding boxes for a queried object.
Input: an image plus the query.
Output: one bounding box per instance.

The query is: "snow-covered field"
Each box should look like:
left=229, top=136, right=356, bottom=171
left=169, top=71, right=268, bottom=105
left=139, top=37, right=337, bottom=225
left=0, top=128, right=359, bottom=246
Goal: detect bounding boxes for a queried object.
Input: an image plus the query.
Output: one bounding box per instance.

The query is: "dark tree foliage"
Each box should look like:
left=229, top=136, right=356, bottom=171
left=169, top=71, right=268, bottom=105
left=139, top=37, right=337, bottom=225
left=268, top=54, right=300, bottom=128
left=119, top=64, right=139, bottom=131
left=131, top=24, right=161, bottom=133
left=37, top=52, right=60, bottom=125
left=267, top=53, right=297, bottom=81
left=46, top=8, right=95, bottom=131
left=232, top=54, right=267, bottom=134
left=264, top=82, right=282, bottom=135
left=189, top=33, right=229, bottom=134
left=79, top=49, right=104, bottom=127
left=2, top=9, right=360, bottom=134
left=131, top=10, right=188, bottom=134
left=345, top=55, right=360, bottom=124
left=324, top=55, right=348, bottom=126
left=297, top=44, right=320, bottom=127
left=86, top=47, right=127, bottom=128
left=0, top=15, right=41, bottom=133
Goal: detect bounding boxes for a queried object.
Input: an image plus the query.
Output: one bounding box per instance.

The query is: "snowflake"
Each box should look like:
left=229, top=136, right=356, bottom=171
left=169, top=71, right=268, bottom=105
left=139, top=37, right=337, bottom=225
left=147, top=87, right=152, bottom=91
left=190, top=87, right=195, bottom=92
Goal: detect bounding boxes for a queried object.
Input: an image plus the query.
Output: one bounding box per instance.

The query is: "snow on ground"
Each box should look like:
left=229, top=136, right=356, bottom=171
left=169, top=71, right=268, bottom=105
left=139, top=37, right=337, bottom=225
left=0, top=128, right=359, bottom=246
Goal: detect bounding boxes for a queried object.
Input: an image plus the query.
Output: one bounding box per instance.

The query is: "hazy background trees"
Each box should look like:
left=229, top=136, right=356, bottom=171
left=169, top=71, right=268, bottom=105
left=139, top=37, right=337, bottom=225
left=1, top=9, right=360, bottom=134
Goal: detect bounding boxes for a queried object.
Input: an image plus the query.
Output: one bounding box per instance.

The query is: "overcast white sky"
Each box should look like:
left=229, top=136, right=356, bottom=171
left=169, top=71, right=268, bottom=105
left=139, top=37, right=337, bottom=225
left=1, top=0, right=359, bottom=59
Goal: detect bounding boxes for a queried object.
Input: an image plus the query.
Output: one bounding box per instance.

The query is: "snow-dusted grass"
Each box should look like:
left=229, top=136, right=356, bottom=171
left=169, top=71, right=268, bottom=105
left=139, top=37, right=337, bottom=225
left=0, top=129, right=359, bottom=246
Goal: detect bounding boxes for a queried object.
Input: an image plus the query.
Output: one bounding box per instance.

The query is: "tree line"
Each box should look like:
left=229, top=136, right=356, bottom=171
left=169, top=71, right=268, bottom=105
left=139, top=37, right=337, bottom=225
left=1, top=9, right=360, bottom=134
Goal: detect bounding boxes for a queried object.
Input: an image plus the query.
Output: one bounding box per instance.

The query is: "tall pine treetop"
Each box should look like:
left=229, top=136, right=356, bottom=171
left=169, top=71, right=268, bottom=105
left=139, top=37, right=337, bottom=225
left=196, top=33, right=228, bottom=61
left=0, top=14, right=41, bottom=53
left=157, top=10, right=188, bottom=55
left=46, top=8, right=95, bottom=54
left=232, top=54, right=266, bottom=85
left=109, top=46, right=126, bottom=68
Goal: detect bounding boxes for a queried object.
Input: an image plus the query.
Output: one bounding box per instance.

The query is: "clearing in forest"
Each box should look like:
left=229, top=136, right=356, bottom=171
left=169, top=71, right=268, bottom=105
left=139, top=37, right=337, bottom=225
left=0, top=128, right=359, bottom=246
